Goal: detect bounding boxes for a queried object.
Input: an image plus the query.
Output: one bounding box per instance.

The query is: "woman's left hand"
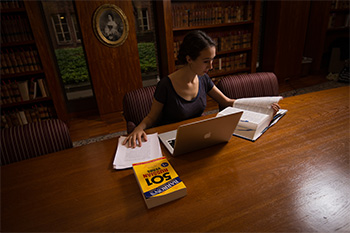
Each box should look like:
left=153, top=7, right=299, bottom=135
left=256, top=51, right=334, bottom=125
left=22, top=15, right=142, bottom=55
left=272, top=103, right=281, bottom=115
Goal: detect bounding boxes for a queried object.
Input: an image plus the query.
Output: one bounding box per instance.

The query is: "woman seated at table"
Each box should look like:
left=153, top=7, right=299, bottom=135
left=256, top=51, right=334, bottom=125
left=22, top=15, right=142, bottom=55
left=123, top=30, right=280, bottom=148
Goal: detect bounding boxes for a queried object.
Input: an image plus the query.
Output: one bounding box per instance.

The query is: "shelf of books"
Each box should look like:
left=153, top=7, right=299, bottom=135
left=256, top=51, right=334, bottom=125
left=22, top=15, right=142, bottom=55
left=328, top=0, right=349, bottom=30
left=328, top=4, right=349, bottom=30
left=1, top=0, right=60, bottom=128
left=169, top=0, right=260, bottom=83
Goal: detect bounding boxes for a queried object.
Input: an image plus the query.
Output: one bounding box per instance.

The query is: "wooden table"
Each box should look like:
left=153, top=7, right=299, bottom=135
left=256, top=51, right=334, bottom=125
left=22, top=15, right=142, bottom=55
left=1, top=86, right=349, bottom=232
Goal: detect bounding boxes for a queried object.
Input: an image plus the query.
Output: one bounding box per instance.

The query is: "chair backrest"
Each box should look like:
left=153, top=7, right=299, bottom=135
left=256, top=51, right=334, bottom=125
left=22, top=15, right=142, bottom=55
left=216, top=72, right=279, bottom=100
left=122, top=85, right=156, bottom=134
left=1, top=119, right=73, bottom=165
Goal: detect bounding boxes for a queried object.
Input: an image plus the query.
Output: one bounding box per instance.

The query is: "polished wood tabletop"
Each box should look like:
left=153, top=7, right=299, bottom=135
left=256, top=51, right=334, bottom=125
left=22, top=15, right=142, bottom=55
left=1, top=86, right=349, bottom=232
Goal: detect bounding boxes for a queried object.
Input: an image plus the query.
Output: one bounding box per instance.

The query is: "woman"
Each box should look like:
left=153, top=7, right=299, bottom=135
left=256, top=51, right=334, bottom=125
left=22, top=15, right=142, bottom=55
left=123, top=30, right=279, bottom=148
left=104, top=14, right=120, bottom=41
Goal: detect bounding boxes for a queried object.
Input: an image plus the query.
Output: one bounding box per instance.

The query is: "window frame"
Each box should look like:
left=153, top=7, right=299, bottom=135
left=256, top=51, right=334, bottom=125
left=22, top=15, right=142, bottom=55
left=138, top=8, right=150, bottom=31
left=51, top=13, right=72, bottom=44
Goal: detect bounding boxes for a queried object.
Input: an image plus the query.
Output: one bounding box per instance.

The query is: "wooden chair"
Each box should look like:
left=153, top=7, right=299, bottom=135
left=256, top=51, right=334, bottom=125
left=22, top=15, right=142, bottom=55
left=122, top=85, right=156, bottom=134
left=216, top=72, right=280, bottom=109
left=1, top=119, right=73, bottom=165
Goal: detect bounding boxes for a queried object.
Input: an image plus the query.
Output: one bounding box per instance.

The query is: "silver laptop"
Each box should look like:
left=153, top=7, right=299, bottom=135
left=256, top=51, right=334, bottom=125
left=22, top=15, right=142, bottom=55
left=158, top=112, right=243, bottom=156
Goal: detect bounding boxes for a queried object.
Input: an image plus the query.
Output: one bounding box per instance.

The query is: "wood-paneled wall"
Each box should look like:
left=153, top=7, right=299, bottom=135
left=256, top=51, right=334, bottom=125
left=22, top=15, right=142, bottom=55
left=262, top=1, right=311, bottom=83
left=75, top=0, right=142, bottom=116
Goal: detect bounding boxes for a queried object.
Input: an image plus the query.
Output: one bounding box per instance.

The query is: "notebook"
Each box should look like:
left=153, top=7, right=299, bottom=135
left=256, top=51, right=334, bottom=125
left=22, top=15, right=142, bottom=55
left=158, top=111, right=243, bottom=156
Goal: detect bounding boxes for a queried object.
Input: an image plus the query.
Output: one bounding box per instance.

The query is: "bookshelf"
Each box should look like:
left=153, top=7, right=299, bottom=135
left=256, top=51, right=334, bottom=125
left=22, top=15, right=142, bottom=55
left=156, top=0, right=261, bottom=83
left=325, top=0, right=349, bottom=50
left=1, top=0, right=68, bottom=128
left=328, top=0, right=349, bottom=30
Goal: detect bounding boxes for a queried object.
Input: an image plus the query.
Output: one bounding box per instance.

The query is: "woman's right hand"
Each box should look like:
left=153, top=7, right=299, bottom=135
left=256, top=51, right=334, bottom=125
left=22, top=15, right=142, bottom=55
left=122, top=127, right=148, bottom=148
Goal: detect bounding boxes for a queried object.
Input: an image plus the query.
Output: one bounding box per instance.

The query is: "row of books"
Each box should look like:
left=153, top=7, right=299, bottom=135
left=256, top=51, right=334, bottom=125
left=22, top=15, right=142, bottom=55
left=328, top=13, right=350, bottom=29
left=1, top=105, right=55, bottom=128
left=216, top=31, right=251, bottom=52
left=1, top=15, right=34, bottom=43
left=1, top=47, right=42, bottom=75
left=1, top=78, right=49, bottom=105
left=175, top=53, right=248, bottom=74
left=173, top=31, right=251, bottom=60
left=0, top=0, right=24, bottom=9
left=172, top=3, right=253, bottom=28
left=210, top=53, right=248, bottom=75
left=330, top=0, right=349, bottom=9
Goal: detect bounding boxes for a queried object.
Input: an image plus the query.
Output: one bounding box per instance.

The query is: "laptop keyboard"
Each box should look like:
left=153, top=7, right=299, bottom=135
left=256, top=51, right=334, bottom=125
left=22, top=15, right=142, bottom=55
left=167, top=139, right=176, bottom=149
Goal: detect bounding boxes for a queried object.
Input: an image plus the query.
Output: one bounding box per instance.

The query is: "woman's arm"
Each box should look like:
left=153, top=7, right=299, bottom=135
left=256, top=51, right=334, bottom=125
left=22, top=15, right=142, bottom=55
left=123, top=99, right=164, bottom=148
left=208, top=85, right=235, bottom=108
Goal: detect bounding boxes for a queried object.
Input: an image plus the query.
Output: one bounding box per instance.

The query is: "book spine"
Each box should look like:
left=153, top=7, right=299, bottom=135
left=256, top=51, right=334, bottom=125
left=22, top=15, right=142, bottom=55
left=30, top=107, right=39, bottom=123
left=3, top=52, right=15, bottom=74
left=1, top=115, right=9, bottom=129
left=24, top=108, right=33, bottom=124
left=1, top=52, right=10, bottom=75
left=10, top=111, right=21, bottom=126
left=37, top=78, right=49, bottom=97
left=8, top=49, right=20, bottom=73
left=24, top=48, right=35, bottom=71
left=1, top=81, right=12, bottom=104
left=14, top=49, right=25, bottom=73
left=5, top=112, right=13, bottom=128
left=12, top=81, right=23, bottom=102
left=17, top=80, right=30, bottom=101
left=18, top=109, right=28, bottom=125
left=29, top=47, right=41, bottom=71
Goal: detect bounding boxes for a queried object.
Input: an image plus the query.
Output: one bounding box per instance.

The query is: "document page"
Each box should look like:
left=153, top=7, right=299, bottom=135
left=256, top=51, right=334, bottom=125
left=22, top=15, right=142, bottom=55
left=113, top=133, right=163, bottom=169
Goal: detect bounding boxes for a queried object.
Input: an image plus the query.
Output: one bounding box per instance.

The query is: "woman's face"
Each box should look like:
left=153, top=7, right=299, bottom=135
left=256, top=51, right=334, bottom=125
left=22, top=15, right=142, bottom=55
left=189, top=46, right=216, bottom=76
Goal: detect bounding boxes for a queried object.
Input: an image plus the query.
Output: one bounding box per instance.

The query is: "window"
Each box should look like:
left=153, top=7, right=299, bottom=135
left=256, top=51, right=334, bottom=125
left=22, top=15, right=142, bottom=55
left=71, top=14, right=81, bottom=41
left=133, top=0, right=159, bottom=87
left=51, top=13, right=71, bottom=44
left=138, top=8, right=149, bottom=31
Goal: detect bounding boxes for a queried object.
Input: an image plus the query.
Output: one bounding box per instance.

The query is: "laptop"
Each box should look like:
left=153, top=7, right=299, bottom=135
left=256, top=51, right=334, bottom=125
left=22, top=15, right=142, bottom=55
left=158, top=111, right=243, bottom=156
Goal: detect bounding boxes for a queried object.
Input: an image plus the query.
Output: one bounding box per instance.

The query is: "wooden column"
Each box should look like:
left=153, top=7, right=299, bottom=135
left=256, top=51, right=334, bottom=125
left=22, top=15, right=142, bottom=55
left=75, top=0, right=142, bottom=117
left=155, top=0, right=175, bottom=77
left=262, top=1, right=311, bottom=83
left=251, top=0, right=261, bottom=73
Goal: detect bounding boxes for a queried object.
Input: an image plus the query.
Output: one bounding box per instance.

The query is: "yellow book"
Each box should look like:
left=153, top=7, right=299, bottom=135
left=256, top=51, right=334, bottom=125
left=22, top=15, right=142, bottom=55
left=133, top=157, right=187, bottom=209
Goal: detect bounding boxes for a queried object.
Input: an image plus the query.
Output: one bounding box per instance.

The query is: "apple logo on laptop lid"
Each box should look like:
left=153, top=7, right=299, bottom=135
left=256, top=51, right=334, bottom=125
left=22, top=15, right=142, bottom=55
left=204, top=132, right=211, bottom=139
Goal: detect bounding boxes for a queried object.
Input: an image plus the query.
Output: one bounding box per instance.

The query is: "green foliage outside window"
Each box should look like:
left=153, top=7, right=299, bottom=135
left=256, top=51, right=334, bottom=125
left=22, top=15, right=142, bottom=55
left=138, top=42, right=157, bottom=73
left=55, top=43, right=157, bottom=85
left=55, top=47, right=89, bottom=84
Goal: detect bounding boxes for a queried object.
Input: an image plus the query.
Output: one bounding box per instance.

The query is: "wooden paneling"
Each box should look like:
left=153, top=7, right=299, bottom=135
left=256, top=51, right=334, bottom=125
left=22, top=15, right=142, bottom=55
left=303, top=1, right=332, bottom=74
left=262, top=1, right=311, bottom=82
left=74, top=0, right=142, bottom=116
left=155, top=0, right=175, bottom=76
left=251, top=0, right=261, bottom=73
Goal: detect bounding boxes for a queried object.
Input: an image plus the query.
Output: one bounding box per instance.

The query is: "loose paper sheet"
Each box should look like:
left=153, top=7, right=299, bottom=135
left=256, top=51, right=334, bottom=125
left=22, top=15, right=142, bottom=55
left=113, top=133, right=163, bottom=169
